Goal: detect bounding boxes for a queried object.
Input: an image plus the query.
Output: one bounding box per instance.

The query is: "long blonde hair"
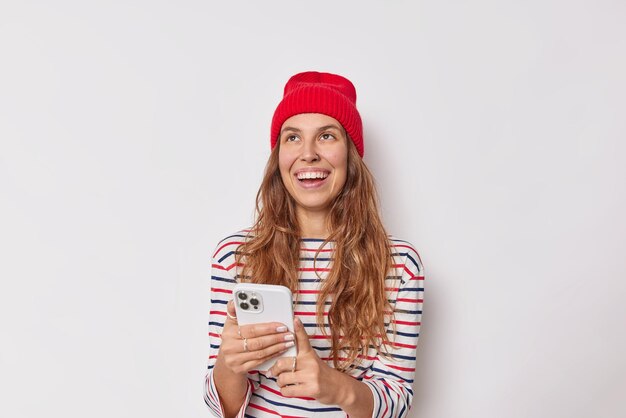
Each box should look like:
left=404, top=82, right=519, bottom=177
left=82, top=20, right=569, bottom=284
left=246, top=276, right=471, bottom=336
left=236, top=139, right=394, bottom=370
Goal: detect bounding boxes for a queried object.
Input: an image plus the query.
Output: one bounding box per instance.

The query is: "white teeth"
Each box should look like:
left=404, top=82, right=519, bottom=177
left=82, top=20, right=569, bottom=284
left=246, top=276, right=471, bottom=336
left=297, top=171, right=328, bottom=180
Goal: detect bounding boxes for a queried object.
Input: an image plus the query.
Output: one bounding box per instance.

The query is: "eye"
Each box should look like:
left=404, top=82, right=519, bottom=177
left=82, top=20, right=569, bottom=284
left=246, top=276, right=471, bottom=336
left=320, top=133, right=335, bottom=141
left=284, top=134, right=299, bottom=143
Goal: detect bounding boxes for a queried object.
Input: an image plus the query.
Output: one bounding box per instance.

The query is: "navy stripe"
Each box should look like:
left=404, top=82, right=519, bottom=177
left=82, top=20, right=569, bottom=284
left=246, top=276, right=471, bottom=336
left=398, top=331, right=421, bottom=339
left=311, top=345, right=332, bottom=352
left=295, top=300, right=331, bottom=305
left=299, top=257, right=333, bottom=262
left=387, top=330, right=420, bottom=338
left=405, top=252, right=421, bottom=272
left=371, top=383, right=383, bottom=418
left=384, top=383, right=396, bottom=417
left=399, top=401, right=407, bottom=417
left=210, top=299, right=228, bottom=305
left=398, top=287, right=424, bottom=292
left=217, top=233, right=246, bottom=246
left=394, top=309, right=423, bottom=315
left=389, top=352, right=417, bottom=361
left=251, top=393, right=342, bottom=413
left=390, top=238, right=412, bottom=245
left=217, top=250, right=236, bottom=263
left=372, top=367, right=413, bottom=383
left=208, top=322, right=224, bottom=328
left=391, top=251, right=421, bottom=272
left=211, top=275, right=236, bottom=284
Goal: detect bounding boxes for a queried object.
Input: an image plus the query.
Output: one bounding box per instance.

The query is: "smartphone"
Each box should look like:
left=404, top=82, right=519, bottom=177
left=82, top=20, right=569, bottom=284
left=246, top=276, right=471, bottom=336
left=232, top=283, right=297, bottom=371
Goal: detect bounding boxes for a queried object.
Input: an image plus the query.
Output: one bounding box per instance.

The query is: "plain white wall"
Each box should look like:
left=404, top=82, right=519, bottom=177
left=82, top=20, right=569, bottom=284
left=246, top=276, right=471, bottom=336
left=1, top=1, right=624, bottom=417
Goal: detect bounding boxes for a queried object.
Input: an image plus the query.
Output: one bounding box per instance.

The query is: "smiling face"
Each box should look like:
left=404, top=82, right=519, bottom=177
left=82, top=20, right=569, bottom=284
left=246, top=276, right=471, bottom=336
left=278, top=113, right=349, bottom=221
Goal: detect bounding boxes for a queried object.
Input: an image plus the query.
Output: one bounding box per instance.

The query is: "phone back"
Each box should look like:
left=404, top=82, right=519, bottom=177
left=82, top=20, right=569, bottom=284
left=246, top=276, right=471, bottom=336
left=232, top=283, right=297, bottom=371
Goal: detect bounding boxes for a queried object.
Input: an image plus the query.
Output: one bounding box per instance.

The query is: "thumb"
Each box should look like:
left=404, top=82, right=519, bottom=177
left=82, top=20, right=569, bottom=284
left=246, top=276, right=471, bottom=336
left=226, top=300, right=237, bottom=322
left=293, top=317, right=312, bottom=354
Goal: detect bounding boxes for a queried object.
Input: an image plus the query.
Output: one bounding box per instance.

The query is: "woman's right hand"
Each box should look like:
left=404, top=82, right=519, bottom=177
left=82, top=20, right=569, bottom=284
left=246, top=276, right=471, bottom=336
left=216, top=300, right=295, bottom=375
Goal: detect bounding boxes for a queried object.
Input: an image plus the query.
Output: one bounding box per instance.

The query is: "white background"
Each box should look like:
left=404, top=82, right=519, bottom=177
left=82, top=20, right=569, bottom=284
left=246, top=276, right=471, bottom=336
left=1, top=1, right=625, bottom=417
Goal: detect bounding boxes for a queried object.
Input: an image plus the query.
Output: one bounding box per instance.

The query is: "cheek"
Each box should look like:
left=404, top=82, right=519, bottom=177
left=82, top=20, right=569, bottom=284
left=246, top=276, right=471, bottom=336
left=278, top=154, right=291, bottom=176
left=278, top=154, right=296, bottom=191
left=278, top=149, right=295, bottom=171
left=327, top=151, right=348, bottom=172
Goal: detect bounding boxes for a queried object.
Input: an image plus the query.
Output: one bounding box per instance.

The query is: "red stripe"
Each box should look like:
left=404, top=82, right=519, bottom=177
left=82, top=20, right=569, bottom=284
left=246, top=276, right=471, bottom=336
left=208, top=332, right=221, bottom=339
left=392, top=244, right=415, bottom=250
left=294, top=311, right=327, bottom=316
left=382, top=379, right=401, bottom=403
left=385, top=287, right=399, bottom=291
left=258, top=383, right=315, bottom=401
left=211, top=288, right=233, bottom=294
left=212, top=263, right=226, bottom=271
left=336, top=355, right=378, bottom=361
left=248, top=402, right=304, bottom=418
left=207, top=382, right=220, bottom=411
left=297, top=290, right=321, bottom=294
left=298, top=267, right=331, bottom=272
left=301, top=247, right=333, bottom=252
left=383, top=340, right=417, bottom=349
left=381, top=381, right=390, bottom=416
left=384, top=363, right=416, bottom=372
left=397, top=298, right=423, bottom=303
left=225, top=261, right=243, bottom=271
left=213, top=240, right=244, bottom=257
left=210, top=310, right=226, bottom=316
left=402, top=265, right=417, bottom=279
left=309, top=334, right=335, bottom=340
left=391, top=264, right=418, bottom=279
left=206, top=373, right=222, bottom=410
left=410, top=275, right=425, bottom=281
left=392, top=319, right=420, bottom=326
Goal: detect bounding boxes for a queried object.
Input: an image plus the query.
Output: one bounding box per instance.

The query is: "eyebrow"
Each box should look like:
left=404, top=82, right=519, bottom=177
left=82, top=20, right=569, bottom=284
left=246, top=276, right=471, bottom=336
left=280, top=124, right=343, bottom=135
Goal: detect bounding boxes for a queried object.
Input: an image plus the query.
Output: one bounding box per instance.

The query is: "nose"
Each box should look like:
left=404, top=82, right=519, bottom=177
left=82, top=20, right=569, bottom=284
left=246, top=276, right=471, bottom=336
left=300, top=138, right=319, bottom=162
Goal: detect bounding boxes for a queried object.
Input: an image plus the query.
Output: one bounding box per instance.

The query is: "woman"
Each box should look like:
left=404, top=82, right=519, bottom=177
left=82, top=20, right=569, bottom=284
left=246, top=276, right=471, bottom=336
left=204, top=71, right=424, bottom=417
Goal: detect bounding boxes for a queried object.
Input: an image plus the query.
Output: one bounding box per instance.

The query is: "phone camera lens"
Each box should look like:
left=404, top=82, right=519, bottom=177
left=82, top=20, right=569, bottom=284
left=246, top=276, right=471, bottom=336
left=239, top=302, right=249, bottom=310
left=238, top=292, right=248, bottom=300
left=250, top=298, right=259, bottom=306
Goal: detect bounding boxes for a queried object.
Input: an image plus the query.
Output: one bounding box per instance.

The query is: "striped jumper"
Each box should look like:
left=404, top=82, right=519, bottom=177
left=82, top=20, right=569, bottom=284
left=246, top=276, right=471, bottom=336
left=205, top=231, right=425, bottom=417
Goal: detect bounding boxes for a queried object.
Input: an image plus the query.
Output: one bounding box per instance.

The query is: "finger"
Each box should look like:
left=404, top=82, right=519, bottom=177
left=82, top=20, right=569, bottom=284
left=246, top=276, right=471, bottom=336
left=280, top=381, right=305, bottom=398
left=226, top=300, right=238, bottom=323
left=245, top=332, right=295, bottom=353
left=239, top=340, right=294, bottom=371
left=294, top=317, right=312, bottom=354
left=276, top=369, right=301, bottom=388
left=239, top=322, right=289, bottom=339
left=221, top=330, right=292, bottom=355
left=267, top=355, right=295, bottom=378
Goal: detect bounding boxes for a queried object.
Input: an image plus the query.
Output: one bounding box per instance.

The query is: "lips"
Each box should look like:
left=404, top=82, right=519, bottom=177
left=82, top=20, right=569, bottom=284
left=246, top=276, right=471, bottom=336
left=294, top=169, right=330, bottom=188
left=296, top=170, right=329, bottom=180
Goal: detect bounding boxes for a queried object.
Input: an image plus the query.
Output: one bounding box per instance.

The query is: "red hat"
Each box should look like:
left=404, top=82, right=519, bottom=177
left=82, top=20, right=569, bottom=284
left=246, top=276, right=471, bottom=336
left=270, top=71, right=364, bottom=157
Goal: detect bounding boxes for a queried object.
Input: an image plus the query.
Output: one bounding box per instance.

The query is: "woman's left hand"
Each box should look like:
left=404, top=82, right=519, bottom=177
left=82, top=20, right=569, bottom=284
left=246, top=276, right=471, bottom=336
left=268, top=317, right=346, bottom=405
